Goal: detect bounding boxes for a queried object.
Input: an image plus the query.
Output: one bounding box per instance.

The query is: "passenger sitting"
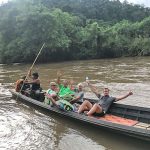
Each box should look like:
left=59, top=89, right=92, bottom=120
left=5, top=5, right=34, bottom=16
left=45, top=81, right=75, bottom=111
left=70, top=83, right=84, bottom=104
left=44, top=82, right=59, bottom=106
left=78, top=81, right=133, bottom=116
left=57, top=71, right=75, bottom=101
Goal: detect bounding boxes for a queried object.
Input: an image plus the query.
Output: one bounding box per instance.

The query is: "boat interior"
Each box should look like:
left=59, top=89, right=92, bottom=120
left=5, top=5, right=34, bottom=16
left=84, top=98, right=150, bottom=129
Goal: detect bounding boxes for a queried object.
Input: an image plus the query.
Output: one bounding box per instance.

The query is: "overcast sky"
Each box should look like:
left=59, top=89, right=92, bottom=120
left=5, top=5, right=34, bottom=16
left=0, top=0, right=8, bottom=4
left=0, top=0, right=150, bottom=7
left=120, top=0, right=150, bottom=7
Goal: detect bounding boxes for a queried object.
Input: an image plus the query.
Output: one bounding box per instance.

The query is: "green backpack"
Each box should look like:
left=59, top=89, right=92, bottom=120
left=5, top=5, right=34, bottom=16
left=58, top=99, right=74, bottom=111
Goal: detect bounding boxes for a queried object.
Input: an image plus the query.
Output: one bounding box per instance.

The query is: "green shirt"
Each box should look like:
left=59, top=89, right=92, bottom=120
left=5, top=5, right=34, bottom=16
left=44, top=89, right=57, bottom=105
left=58, top=84, right=75, bottom=98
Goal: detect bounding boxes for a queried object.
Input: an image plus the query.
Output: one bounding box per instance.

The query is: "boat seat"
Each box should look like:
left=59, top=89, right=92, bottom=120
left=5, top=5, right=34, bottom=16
left=109, top=103, right=150, bottom=123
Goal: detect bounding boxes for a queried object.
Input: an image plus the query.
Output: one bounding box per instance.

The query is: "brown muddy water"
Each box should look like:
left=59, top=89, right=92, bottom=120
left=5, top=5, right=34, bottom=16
left=0, top=57, right=150, bottom=150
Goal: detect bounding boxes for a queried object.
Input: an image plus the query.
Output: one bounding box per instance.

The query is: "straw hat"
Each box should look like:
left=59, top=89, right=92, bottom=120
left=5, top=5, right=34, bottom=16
left=50, top=82, right=57, bottom=86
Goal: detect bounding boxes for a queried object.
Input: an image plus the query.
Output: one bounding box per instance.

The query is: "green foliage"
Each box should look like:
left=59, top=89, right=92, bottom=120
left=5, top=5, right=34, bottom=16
left=0, top=0, right=150, bottom=64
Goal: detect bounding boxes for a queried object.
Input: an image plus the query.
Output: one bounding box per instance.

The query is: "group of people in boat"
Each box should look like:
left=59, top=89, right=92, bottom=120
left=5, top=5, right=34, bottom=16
left=15, top=70, right=133, bottom=117
left=44, top=71, right=84, bottom=111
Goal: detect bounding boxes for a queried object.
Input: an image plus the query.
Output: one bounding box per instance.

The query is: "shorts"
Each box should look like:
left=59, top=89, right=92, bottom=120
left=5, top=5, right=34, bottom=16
left=93, top=110, right=105, bottom=117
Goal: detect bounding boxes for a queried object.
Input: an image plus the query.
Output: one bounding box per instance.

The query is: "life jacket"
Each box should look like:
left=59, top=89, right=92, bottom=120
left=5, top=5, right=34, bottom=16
left=15, top=79, right=24, bottom=92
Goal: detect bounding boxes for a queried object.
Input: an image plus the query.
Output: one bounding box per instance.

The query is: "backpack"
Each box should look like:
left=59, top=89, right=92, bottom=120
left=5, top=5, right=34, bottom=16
left=57, top=99, right=74, bottom=111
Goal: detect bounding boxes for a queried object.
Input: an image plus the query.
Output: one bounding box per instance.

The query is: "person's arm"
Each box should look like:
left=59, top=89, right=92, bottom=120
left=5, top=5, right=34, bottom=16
left=70, top=96, right=80, bottom=104
left=115, top=91, right=133, bottom=101
left=46, top=93, right=58, bottom=106
left=49, top=97, right=58, bottom=106
left=69, top=79, right=75, bottom=90
left=87, top=81, right=100, bottom=98
left=70, top=92, right=84, bottom=104
left=26, top=79, right=40, bottom=84
left=57, top=71, right=63, bottom=85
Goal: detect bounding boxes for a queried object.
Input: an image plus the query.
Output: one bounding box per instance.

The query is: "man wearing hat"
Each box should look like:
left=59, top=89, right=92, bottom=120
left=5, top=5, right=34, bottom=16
left=44, top=82, right=59, bottom=106
left=44, top=81, right=79, bottom=112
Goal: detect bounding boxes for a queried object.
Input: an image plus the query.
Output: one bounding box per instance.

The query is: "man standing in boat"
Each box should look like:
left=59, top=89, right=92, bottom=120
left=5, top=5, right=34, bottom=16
left=78, top=81, right=133, bottom=116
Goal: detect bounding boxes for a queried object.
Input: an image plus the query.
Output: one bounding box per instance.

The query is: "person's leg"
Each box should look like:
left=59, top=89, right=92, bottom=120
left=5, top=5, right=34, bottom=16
left=87, top=103, right=103, bottom=116
left=78, top=100, right=93, bottom=113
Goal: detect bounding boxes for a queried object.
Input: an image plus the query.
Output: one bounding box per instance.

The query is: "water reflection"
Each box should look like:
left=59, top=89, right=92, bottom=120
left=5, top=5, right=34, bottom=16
left=37, top=110, right=150, bottom=150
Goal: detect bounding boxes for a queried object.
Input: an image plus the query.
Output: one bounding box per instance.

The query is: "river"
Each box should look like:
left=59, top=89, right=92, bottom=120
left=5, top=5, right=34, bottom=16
left=0, top=57, right=150, bottom=150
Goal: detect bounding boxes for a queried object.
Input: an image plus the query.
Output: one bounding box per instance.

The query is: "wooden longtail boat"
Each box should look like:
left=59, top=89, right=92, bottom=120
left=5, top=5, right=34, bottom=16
left=10, top=89, right=150, bottom=141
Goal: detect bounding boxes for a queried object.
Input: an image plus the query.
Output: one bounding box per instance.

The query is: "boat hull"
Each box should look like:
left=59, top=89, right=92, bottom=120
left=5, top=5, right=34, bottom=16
left=10, top=89, right=150, bottom=141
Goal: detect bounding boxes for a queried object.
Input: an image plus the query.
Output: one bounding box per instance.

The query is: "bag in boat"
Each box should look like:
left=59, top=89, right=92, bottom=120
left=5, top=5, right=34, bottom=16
left=57, top=99, right=74, bottom=111
left=60, top=93, right=74, bottom=101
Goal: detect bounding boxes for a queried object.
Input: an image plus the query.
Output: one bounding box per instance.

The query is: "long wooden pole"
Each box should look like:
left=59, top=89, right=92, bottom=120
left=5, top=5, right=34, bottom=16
left=29, top=43, right=45, bottom=71
left=17, top=43, right=45, bottom=98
